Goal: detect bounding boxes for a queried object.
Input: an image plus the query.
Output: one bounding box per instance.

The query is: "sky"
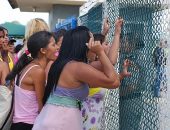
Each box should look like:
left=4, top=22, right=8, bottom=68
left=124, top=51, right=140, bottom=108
left=0, top=0, right=49, bottom=25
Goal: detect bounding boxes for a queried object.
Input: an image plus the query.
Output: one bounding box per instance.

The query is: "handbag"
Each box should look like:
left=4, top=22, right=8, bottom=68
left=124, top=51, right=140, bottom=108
left=0, top=85, right=13, bottom=130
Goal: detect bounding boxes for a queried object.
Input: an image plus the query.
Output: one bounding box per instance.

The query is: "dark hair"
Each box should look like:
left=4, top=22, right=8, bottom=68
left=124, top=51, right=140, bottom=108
left=8, top=40, right=15, bottom=45
left=93, top=33, right=105, bottom=44
left=43, top=26, right=90, bottom=104
left=0, top=27, right=4, bottom=41
left=0, top=26, right=5, bottom=36
left=6, top=31, right=53, bottom=81
left=14, top=44, right=23, bottom=53
left=2, top=27, right=8, bottom=32
left=0, top=26, right=8, bottom=34
left=53, top=29, right=67, bottom=43
left=0, top=26, right=4, bottom=32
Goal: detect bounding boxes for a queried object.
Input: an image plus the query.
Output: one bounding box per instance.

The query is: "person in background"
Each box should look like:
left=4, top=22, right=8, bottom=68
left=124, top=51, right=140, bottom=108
left=82, top=18, right=128, bottom=130
left=53, top=29, right=67, bottom=51
left=14, top=44, right=23, bottom=54
left=0, top=27, right=14, bottom=71
left=0, top=26, right=4, bottom=55
left=13, top=44, right=23, bottom=64
left=82, top=33, right=108, bottom=130
left=153, top=40, right=168, bottom=97
left=0, top=27, right=9, bottom=85
left=45, top=29, right=67, bottom=78
left=8, top=37, right=16, bottom=54
left=6, top=31, right=57, bottom=130
left=18, top=18, right=49, bottom=58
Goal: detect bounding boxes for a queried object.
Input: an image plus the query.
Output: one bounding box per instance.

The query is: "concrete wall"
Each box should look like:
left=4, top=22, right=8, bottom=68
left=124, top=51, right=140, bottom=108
left=49, top=4, right=80, bottom=30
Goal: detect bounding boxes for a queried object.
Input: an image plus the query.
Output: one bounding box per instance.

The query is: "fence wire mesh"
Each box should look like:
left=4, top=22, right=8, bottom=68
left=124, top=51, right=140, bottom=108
left=79, top=4, right=103, bottom=33
left=79, top=0, right=170, bottom=129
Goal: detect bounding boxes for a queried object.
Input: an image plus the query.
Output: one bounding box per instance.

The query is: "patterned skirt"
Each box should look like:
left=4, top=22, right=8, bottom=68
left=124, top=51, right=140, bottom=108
left=82, top=89, right=106, bottom=130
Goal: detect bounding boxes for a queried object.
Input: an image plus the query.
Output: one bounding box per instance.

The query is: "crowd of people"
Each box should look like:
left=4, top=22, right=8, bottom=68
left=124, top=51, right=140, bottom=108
left=0, top=17, right=131, bottom=130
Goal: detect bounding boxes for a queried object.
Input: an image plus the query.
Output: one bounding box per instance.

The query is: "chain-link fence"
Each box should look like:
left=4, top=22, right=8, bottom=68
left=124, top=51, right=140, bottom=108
left=79, top=0, right=170, bottom=129
left=79, top=4, right=103, bottom=33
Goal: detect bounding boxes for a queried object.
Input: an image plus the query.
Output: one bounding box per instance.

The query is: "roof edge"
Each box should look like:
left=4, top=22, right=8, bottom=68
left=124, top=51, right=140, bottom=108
left=8, top=0, right=18, bottom=9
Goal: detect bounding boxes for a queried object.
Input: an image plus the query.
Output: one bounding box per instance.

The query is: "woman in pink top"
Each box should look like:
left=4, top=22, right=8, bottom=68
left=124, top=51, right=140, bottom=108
left=6, top=31, right=57, bottom=130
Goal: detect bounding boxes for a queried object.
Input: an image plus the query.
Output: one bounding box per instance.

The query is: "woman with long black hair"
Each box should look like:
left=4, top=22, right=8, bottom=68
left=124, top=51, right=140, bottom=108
left=32, top=26, right=125, bottom=130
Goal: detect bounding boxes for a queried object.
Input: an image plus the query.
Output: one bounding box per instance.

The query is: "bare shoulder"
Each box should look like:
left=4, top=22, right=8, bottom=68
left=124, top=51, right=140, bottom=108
left=62, top=61, right=92, bottom=77
left=58, top=61, right=89, bottom=86
left=65, top=61, right=100, bottom=80
left=30, top=66, right=46, bottom=84
left=31, top=66, right=45, bottom=76
left=65, top=61, right=90, bottom=71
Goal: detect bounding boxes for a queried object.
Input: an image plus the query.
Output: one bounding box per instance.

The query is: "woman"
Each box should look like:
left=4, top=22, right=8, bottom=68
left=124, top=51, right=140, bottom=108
left=45, top=29, right=67, bottom=78
left=82, top=18, right=126, bottom=130
left=0, top=27, right=14, bottom=71
left=0, top=27, right=9, bottom=85
left=0, top=61, right=9, bottom=85
left=6, top=31, right=57, bottom=130
left=32, top=26, right=127, bottom=130
left=18, top=18, right=49, bottom=58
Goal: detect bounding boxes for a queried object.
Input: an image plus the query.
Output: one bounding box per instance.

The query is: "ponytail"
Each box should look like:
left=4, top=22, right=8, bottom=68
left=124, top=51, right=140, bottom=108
left=6, top=53, right=33, bottom=81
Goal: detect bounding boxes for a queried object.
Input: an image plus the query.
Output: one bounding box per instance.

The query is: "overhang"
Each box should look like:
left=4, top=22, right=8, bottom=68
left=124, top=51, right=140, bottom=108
left=8, top=0, right=87, bottom=12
